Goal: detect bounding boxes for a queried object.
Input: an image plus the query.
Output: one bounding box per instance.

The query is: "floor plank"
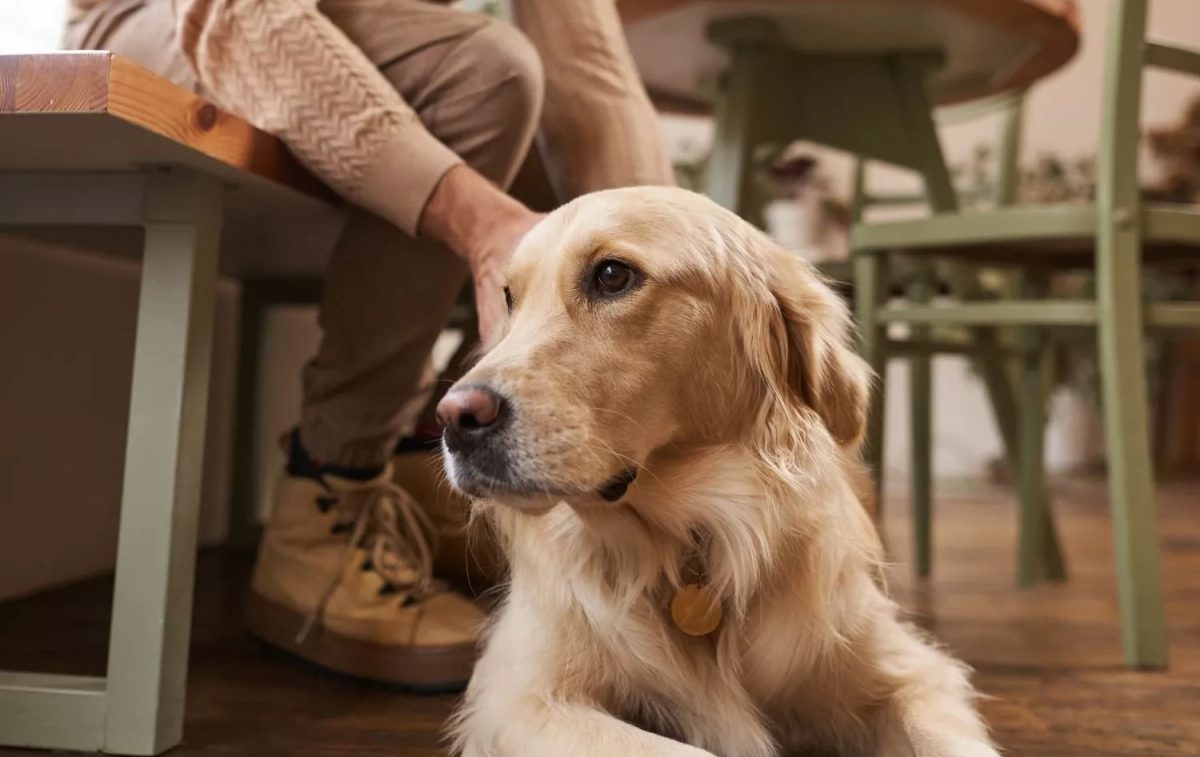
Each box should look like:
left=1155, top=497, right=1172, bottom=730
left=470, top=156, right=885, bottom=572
left=1, top=479, right=1197, bottom=756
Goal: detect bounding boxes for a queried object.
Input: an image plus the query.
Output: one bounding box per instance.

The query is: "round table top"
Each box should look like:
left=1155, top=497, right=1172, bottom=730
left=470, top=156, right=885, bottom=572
left=618, top=0, right=1080, bottom=113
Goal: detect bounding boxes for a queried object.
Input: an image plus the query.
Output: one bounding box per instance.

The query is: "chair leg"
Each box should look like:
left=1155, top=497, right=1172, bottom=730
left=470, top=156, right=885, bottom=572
left=1041, top=355, right=1070, bottom=580
left=104, top=171, right=223, bottom=754
left=970, top=331, right=1068, bottom=584
left=1016, top=324, right=1051, bottom=588
left=855, top=250, right=890, bottom=526
left=1094, top=0, right=1167, bottom=670
left=1094, top=222, right=1169, bottom=667
left=1015, top=274, right=1063, bottom=588
left=908, top=269, right=935, bottom=578
left=887, top=53, right=1066, bottom=581
left=705, top=17, right=776, bottom=227
left=1096, top=288, right=1168, bottom=669
left=889, top=56, right=953, bottom=578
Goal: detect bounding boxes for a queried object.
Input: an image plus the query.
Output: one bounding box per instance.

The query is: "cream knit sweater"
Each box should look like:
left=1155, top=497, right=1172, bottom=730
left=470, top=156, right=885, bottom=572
left=70, top=0, right=672, bottom=236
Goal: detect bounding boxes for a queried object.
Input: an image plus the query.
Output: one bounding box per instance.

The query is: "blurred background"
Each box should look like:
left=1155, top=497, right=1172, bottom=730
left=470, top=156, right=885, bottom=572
left=4, top=1, right=1200, bottom=755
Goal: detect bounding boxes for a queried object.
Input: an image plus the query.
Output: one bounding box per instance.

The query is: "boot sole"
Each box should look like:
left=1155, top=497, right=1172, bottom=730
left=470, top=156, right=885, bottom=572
left=244, top=589, right=475, bottom=693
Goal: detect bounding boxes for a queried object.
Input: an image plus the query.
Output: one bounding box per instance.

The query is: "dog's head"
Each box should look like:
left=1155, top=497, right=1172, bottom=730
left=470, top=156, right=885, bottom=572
left=439, top=187, right=871, bottom=512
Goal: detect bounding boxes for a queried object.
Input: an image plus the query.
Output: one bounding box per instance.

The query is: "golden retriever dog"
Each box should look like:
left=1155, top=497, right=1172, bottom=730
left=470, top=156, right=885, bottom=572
left=436, top=187, right=996, bottom=757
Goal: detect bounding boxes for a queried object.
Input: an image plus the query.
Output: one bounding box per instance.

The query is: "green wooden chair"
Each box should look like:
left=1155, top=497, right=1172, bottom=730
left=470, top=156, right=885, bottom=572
left=850, top=89, right=1068, bottom=588
left=852, top=89, right=1035, bottom=577
left=853, top=0, right=1199, bottom=670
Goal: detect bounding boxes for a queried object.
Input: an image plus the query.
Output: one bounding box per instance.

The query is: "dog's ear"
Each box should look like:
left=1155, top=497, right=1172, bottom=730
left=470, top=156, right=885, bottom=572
left=761, top=246, right=872, bottom=448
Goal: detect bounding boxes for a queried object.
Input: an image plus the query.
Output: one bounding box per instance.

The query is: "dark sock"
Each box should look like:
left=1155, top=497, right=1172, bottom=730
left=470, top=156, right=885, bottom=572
left=286, top=429, right=384, bottom=483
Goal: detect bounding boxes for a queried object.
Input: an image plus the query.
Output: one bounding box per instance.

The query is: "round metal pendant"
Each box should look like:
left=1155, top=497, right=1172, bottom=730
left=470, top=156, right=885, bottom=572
left=670, top=583, right=723, bottom=637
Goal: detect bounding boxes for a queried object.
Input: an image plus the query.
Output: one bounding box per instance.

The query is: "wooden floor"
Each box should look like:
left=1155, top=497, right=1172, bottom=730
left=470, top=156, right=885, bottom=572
left=2, top=479, right=1198, bottom=757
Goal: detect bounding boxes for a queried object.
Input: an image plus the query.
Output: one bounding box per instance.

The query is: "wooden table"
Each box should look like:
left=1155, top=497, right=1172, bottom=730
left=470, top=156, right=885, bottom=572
left=621, top=0, right=1080, bottom=113
left=0, top=53, right=343, bottom=277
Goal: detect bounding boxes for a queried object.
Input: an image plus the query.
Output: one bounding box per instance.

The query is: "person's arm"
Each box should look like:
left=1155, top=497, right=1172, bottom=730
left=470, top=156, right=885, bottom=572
left=171, top=0, right=540, bottom=344
left=510, top=0, right=675, bottom=198
left=172, top=0, right=467, bottom=237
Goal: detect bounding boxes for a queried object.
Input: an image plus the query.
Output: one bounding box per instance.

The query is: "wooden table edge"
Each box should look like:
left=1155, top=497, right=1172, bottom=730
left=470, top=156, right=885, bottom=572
left=0, top=51, right=336, bottom=204
left=622, top=0, right=1081, bottom=113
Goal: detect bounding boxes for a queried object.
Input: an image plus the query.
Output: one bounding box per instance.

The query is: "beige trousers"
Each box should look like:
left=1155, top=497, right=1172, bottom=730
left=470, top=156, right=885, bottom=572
left=67, top=0, right=584, bottom=467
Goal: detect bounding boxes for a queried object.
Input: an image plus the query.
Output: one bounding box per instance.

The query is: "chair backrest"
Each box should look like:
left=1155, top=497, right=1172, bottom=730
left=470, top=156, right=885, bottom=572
left=1098, top=0, right=1200, bottom=223
left=850, top=88, right=1027, bottom=221
left=855, top=0, right=1200, bottom=226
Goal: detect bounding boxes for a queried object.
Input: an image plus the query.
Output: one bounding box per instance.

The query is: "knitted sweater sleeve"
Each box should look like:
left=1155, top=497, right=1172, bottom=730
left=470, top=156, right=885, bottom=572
left=171, top=0, right=461, bottom=236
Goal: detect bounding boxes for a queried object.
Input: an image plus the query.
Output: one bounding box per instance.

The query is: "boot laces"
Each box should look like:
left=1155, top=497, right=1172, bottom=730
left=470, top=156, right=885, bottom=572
left=297, top=469, right=445, bottom=644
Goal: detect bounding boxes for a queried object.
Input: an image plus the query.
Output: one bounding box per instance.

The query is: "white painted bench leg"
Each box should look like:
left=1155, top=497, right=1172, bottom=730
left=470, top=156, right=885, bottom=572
left=104, top=170, right=224, bottom=755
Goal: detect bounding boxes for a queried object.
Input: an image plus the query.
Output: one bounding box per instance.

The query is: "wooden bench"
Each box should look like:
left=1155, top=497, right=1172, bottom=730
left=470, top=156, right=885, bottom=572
left=0, top=51, right=348, bottom=756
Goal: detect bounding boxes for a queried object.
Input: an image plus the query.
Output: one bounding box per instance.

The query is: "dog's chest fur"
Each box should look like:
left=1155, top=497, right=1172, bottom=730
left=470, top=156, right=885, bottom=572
left=503, top=499, right=862, bottom=757
left=551, top=558, right=772, bottom=753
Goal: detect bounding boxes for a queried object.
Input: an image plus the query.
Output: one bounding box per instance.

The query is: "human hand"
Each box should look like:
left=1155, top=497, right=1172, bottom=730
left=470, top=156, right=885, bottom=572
left=467, top=211, right=545, bottom=350
left=418, top=165, right=546, bottom=349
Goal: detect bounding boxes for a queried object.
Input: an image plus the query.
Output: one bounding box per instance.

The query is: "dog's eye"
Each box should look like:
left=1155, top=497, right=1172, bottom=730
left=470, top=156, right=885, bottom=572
left=592, top=260, right=637, bottom=297
left=503, top=286, right=513, bottom=312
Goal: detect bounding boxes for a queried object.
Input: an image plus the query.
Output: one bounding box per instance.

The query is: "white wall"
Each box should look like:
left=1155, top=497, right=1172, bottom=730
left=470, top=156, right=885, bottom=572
left=0, top=237, right=240, bottom=601
left=0, top=0, right=67, bottom=52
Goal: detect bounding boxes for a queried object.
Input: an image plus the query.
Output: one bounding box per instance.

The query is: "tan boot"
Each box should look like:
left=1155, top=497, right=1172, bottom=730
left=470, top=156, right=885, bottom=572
left=390, top=442, right=506, bottom=588
left=244, top=465, right=483, bottom=691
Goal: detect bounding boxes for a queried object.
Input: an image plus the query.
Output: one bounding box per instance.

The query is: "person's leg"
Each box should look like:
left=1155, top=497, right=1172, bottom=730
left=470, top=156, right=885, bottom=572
left=301, top=1, right=543, bottom=467
left=294, top=3, right=547, bottom=593
left=66, top=0, right=543, bottom=688
left=261, top=2, right=543, bottom=688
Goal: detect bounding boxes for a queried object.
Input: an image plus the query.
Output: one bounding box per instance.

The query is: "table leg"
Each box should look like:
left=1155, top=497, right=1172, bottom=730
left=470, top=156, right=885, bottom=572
left=105, top=170, right=223, bottom=755
left=706, top=18, right=776, bottom=227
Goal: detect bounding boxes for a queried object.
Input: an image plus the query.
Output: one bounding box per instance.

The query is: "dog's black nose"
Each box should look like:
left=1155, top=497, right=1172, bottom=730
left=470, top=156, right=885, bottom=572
left=437, top=386, right=508, bottom=453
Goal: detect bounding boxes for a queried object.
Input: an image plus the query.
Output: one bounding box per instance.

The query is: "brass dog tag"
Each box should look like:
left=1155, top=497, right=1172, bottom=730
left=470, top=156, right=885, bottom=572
left=670, top=583, right=723, bottom=636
